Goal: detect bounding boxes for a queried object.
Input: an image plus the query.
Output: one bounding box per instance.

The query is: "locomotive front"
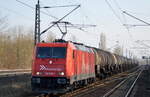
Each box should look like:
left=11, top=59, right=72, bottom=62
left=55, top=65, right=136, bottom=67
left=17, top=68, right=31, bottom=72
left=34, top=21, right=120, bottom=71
left=31, top=42, right=71, bottom=94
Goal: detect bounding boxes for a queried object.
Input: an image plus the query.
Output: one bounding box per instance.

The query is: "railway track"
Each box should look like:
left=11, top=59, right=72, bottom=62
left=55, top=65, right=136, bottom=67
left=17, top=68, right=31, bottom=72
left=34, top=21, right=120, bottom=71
left=102, top=69, right=143, bottom=97
left=34, top=66, right=141, bottom=97
left=130, top=65, right=150, bottom=97
left=67, top=67, right=141, bottom=97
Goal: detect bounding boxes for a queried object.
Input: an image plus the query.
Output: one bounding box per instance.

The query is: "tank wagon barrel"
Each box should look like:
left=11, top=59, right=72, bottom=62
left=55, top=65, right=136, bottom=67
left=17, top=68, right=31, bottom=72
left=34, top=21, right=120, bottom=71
left=92, top=48, right=138, bottom=78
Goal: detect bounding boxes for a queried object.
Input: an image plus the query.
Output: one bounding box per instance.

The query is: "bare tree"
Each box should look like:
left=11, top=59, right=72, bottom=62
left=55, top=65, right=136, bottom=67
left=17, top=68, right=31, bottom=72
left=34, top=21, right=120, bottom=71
left=99, top=32, right=106, bottom=50
left=0, top=25, right=34, bottom=69
left=0, top=13, right=8, bottom=32
left=0, top=13, right=8, bottom=69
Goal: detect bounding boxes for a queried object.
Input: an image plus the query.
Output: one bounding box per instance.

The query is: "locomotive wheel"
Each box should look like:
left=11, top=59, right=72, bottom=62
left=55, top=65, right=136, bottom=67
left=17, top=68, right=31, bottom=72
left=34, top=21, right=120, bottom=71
left=69, top=84, right=74, bottom=92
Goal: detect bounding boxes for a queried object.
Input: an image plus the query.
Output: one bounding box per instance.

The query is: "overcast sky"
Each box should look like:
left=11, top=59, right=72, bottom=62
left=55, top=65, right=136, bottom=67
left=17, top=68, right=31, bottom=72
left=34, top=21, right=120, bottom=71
left=0, top=0, right=150, bottom=58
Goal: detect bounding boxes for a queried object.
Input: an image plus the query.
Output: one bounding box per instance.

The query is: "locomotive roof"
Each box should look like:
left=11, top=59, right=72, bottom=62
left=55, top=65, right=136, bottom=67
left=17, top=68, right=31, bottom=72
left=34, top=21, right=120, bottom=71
left=54, top=39, right=93, bottom=53
left=51, top=39, right=137, bottom=61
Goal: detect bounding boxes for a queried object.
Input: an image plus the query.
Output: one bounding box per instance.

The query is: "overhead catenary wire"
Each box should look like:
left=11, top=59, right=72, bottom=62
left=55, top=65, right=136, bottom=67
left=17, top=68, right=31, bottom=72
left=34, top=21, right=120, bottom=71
left=16, top=0, right=86, bottom=35
left=67, top=0, right=99, bottom=36
left=123, top=11, right=150, bottom=26
left=38, top=0, right=98, bottom=41
left=122, top=11, right=150, bottom=57
left=124, top=10, right=150, bottom=17
left=112, top=0, right=129, bottom=27
left=114, top=0, right=134, bottom=39
left=42, top=5, right=81, bottom=8
left=105, top=0, right=123, bottom=25
left=105, top=0, right=133, bottom=39
left=122, top=10, right=150, bottom=28
left=79, top=7, right=99, bottom=35
left=40, top=5, right=81, bottom=35
left=113, top=0, right=122, bottom=11
left=16, top=0, right=58, bottom=20
left=105, top=0, right=136, bottom=57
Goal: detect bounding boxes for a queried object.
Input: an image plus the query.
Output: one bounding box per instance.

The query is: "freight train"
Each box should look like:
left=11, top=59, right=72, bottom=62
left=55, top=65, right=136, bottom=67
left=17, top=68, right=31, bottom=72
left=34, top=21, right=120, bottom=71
left=31, top=39, right=138, bottom=94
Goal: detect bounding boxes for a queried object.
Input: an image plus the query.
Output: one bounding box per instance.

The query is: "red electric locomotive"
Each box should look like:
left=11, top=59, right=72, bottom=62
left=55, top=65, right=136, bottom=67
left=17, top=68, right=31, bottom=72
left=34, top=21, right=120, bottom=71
left=31, top=40, right=95, bottom=94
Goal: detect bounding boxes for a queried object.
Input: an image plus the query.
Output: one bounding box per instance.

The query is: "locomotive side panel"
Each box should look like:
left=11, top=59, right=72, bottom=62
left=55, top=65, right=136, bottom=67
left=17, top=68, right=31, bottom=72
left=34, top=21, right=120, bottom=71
left=72, top=45, right=95, bottom=83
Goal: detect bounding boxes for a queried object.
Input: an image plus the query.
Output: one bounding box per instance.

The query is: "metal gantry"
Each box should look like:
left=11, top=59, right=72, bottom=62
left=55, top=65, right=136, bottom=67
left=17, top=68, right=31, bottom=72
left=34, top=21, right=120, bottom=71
left=34, top=0, right=40, bottom=45
left=34, top=0, right=81, bottom=45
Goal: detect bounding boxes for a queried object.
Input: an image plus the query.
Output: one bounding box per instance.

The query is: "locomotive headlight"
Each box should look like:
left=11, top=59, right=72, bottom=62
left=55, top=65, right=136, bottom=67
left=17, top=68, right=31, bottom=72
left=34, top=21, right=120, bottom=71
left=58, top=72, right=64, bottom=76
left=36, top=72, right=40, bottom=75
left=36, top=72, right=42, bottom=75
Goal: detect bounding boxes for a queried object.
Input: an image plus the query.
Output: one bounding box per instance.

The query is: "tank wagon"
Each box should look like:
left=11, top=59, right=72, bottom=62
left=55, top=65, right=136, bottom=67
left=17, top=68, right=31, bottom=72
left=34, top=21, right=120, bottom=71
left=31, top=39, right=138, bottom=94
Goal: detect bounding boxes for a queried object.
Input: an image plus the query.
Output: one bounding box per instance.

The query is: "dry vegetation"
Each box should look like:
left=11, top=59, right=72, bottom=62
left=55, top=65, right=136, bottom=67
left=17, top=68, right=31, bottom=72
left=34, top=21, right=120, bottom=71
left=0, top=26, right=34, bottom=69
left=0, top=12, right=55, bottom=69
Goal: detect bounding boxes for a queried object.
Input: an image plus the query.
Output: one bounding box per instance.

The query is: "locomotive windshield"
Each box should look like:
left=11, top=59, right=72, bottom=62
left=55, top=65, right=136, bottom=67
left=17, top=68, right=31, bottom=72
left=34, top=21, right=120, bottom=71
left=36, top=47, right=66, bottom=58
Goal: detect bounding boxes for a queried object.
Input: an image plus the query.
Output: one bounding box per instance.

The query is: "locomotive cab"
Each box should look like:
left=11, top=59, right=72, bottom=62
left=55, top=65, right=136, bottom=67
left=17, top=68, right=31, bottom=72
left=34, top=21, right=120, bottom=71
left=31, top=42, right=74, bottom=94
left=33, top=46, right=66, bottom=77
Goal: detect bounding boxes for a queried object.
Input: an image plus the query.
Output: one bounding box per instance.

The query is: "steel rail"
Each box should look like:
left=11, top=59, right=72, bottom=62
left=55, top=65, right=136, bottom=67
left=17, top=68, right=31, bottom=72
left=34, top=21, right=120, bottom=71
left=102, top=69, right=141, bottom=97
left=61, top=67, right=140, bottom=97
left=102, top=76, right=130, bottom=97
left=125, top=70, right=143, bottom=97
